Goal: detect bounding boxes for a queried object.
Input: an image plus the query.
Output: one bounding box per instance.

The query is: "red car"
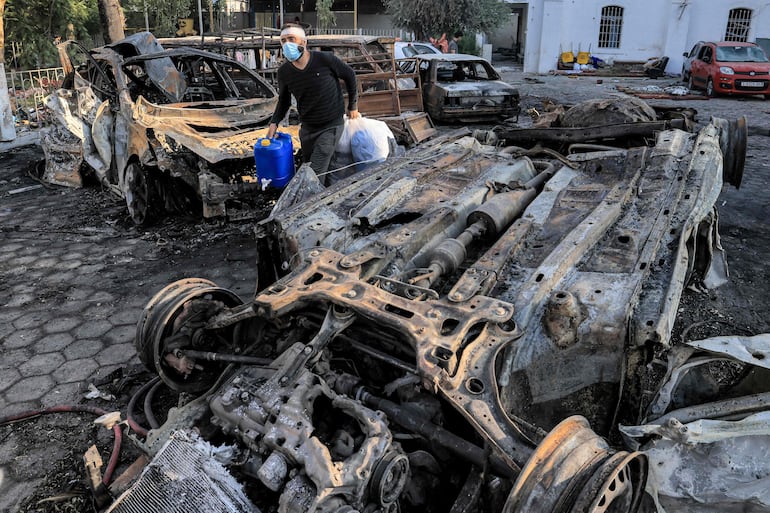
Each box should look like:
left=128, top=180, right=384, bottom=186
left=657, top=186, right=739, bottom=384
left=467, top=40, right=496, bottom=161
left=687, top=41, right=770, bottom=98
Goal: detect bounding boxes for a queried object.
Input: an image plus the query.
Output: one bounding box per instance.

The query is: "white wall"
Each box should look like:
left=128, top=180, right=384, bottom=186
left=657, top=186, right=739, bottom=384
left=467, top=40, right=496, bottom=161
left=522, top=0, right=770, bottom=74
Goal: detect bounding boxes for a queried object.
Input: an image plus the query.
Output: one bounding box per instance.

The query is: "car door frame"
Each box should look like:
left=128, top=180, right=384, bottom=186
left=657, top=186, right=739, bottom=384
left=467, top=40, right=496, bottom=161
left=690, top=44, right=714, bottom=87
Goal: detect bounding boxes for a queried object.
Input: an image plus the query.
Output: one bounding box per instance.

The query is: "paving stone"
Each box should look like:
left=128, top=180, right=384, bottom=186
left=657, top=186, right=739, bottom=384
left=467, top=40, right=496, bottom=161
left=0, top=368, right=21, bottom=393
left=77, top=263, right=106, bottom=276
left=29, top=256, right=60, bottom=269
left=11, top=311, right=46, bottom=331
left=53, top=358, right=100, bottom=384
left=0, top=401, right=38, bottom=421
left=56, top=298, right=88, bottom=314
left=4, top=375, right=54, bottom=402
left=0, top=308, right=24, bottom=324
left=104, top=324, right=137, bottom=345
left=12, top=255, right=38, bottom=266
left=67, top=287, right=96, bottom=301
left=42, top=316, right=81, bottom=334
left=59, top=259, right=83, bottom=270
left=0, top=242, right=23, bottom=253
left=82, top=303, right=116, bottom=321
left=96, top=342, right=137, bottom=366
left=39, top=382, right=84, bottom=408
left=1, top=328, right=42, bottom=350
left=33, top=332, right=75, bottom=353
left=89, top=291, right=116, bottom=303
left=1, top=348, right=31, bottom=368
left=109, top=308, right=143, bottom=326
left=60, top=252, right=85, bottom=261
left=73, top=319, right=112, bottom=339
left=66, top=243, right=94, bottom=253
left=64, top=339, right=104, bottom=360
left=19, top=352, right=66, bottom=377
left=44, top=270, right=76, bottom=286
left=3, top=293, right=35, bottom=308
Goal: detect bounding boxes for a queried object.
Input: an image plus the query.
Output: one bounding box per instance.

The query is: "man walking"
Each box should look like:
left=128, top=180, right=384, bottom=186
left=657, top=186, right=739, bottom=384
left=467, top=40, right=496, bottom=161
left=448, top=31, right=463, bottom=54
left=266, top=24, right=360, bottom=182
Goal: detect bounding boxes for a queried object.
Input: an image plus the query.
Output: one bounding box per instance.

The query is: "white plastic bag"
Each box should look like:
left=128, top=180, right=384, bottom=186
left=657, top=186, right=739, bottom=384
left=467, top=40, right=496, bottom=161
left=335, top=116, right=356, bottom=154
left=350, top=117, right=394, bottom=170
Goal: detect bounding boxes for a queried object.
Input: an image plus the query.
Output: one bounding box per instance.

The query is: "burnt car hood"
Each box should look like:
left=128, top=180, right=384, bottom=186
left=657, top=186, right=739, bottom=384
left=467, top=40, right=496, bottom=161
left=133, top=95, right=278, bottom=163
left=436, top=80, right=518, bottom=97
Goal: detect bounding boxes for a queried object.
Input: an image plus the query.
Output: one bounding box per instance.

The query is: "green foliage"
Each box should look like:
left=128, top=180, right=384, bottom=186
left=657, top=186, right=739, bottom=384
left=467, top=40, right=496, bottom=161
left=123, top=0, right=192, bottom=37
left=384, top=0, right=508, bottom=41
left=5, top=0, right=101, bottom=68
left=316, top=0, right=336, bottom=31
left=458, top=36, right=479, bottom=56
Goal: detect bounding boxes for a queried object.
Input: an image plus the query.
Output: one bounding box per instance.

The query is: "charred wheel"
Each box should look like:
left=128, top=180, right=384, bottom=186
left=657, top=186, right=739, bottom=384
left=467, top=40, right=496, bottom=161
left=124, top=161, right=153, bottom=225
left=714, top=116, right=747, bottom=189
left=135, top=278, right=244, bottom=393
left=503, top=416, right=647, bottom=513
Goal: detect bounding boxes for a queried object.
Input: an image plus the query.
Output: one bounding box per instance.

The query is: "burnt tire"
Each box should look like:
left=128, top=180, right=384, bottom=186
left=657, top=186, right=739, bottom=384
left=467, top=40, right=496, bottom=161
left=124, top=161, right=153, bottom=225
left=706, top=78, right=716, bottom=97
left=135, top=278, right=243, bottom=393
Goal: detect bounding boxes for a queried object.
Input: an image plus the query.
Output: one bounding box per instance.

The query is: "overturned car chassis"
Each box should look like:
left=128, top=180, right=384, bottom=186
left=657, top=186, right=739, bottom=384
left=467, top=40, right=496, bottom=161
left=112, top=116, right=745, bottom=513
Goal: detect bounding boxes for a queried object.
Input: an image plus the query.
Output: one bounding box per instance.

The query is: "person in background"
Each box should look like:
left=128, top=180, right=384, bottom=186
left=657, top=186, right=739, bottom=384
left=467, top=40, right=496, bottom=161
left=448, top=31, right=463, bottom=54
left=266, top=24, right=360, bottom=183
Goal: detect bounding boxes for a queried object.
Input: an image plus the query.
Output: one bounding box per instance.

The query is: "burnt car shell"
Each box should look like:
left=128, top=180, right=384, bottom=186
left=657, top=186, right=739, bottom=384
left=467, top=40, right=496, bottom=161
left=125, top=108, right=748, bottom=513
left=416, top=53, right=520, bottom=122
left=45, top=32, right=278, bottom=224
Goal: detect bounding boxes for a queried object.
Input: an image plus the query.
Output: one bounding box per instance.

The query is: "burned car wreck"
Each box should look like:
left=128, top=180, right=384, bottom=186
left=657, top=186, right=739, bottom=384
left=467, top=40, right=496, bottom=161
left=412, top=54, right=520, bottom=123
left=43, top=32, right=279, bottom=224
left=103, top=106, right=751, bottom=513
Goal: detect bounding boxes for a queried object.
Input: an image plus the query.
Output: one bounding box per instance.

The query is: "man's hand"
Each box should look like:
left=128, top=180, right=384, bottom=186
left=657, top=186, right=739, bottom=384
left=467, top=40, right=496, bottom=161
left=266, top=122, right=278, bottom=139
left=349, top=110, right=361, bottom=120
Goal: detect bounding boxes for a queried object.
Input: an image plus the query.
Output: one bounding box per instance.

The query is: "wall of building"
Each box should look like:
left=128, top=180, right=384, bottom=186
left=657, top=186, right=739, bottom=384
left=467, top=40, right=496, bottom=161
left=522, top=0, right=770, bottom=74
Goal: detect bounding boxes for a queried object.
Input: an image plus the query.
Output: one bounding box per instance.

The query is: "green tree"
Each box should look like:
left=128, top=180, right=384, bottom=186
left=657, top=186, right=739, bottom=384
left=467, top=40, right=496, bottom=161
left=316, top=0, right=336, bottom=32
left=4, top=0, right=101, bottom=68
left=120, top=0, right=191, bottom=37
left=384, top=0, right=508, bottom=41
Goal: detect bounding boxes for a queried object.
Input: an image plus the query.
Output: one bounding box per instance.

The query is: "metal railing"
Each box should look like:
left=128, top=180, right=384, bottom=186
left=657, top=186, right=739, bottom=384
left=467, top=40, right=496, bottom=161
left=5, top=66, right=65, bottom=127
left=306, top=27, right=412, bottom=39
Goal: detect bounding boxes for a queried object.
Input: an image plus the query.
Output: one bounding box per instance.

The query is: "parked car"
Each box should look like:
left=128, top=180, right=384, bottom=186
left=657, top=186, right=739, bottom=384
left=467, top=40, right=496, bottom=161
left=414, top=53, right=520, bottom=122
left=681, top=40, right=704, bottom=81
left=686, top=41, right=770, bottom=98
left=44, top=32, right=279, bottom=224
left=393, top=41, right=443, bottom=59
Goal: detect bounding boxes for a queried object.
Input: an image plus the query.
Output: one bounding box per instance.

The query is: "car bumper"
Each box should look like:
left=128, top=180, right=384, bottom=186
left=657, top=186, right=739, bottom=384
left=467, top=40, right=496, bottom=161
left=714, top=76, right=770, bottom=95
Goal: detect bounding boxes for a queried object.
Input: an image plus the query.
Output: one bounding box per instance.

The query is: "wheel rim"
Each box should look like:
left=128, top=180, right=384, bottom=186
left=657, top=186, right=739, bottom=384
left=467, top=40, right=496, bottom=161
left=135, top=278, right=244, bottom=393
left=687, top=74, right=695, bottom=90
left=125, top=162, right=150, bottom=225
left=706, top=79, right=715, bottom=97
left=503, top=416, right=647, bottom=513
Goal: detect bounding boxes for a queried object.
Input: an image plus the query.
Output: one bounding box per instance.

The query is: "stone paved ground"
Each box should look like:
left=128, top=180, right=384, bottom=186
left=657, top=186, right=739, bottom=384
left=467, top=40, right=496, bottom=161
left=0, top=148, right=259, bottom=510
left=1, top=65, right=769, bottom=512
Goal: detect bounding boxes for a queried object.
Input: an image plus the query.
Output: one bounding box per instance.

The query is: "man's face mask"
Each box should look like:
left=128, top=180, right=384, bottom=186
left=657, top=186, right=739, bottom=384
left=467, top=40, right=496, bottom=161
left=282, top=42, right=304, bottom=62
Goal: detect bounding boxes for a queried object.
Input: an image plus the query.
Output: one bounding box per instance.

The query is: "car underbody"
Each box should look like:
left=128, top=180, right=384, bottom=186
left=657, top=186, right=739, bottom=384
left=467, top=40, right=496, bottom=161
left=104, top=108, right=754, bottom=513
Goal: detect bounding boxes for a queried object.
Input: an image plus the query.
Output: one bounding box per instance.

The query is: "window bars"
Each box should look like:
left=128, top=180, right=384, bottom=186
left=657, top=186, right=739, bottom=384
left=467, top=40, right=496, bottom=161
left=724, top=8, right=752, bottom=42
left=598, top=5, right=623, bottom=49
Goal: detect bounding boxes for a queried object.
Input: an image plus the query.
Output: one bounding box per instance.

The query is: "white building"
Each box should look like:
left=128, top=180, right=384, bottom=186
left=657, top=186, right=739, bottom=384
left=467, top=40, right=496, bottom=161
left=511, top=0, right=770, bottom=74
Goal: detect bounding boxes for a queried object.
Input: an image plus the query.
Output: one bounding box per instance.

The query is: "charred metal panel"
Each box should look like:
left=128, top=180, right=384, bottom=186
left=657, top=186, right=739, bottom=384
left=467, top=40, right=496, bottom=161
left=261, top=122, right=726, bottom=434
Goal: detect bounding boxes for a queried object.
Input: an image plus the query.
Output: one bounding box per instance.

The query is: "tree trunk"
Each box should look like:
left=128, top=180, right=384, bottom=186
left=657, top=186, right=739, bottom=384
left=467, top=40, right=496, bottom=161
left=0, top=0, right=18, bottom=141
left=98, top=0, right=126, bottom=44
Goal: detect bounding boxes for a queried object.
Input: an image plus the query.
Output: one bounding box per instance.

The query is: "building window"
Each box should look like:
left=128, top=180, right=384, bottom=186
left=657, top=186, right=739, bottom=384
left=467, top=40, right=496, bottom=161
left=598, top=6, right=624, bottom=49
left=724, top=8, right=752, bottom=42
